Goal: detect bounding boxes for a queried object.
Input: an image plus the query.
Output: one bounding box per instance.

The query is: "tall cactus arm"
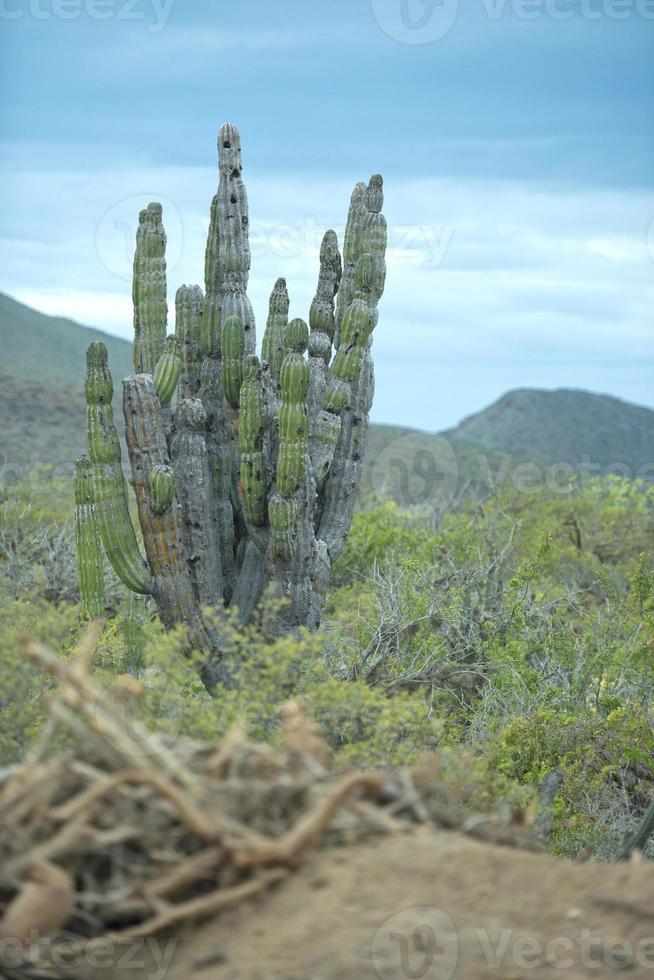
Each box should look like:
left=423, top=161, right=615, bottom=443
left=170, top=398, right=224, bottom=608
left=175, top=285, right=204, bottom=401
left=267, top=319, right=323, bottom=628
left=74, top=455, right=105, bottom=620
left=122, top=591, right=147, bottom=676
left=308, top=230, right=342, bottom=486
left=125, top=377, right=226, bottom=682
left=262, top=277, right=289, bottom=382
left=221, top=313, right=247, bottom=542
left=231, top=357, right=271, bottom=623
left=123, top=374, right=217, bottom=643
left=239, top=355, right=267, bottom=527
left=333, top=182, right=368, bottom=350
left=85, top=342, right=151, bottom=594
left=276, top=319, right=310, bottom=495
left=199, top=358, right=235, bottom=601
left=202, top=195, right=221, bottom=359
left=318, top=176, right=387, bottom=562
left=310, top=231, right=342, bottom=347
left=154, top=335, right=181, bottom=406
left=132, top=202, right=167, bottom=374
left=216, top=123, right=256, bottom=352
left=199, top=131, right=249, bottom=601
left=221, top=315, right=246, bottom=409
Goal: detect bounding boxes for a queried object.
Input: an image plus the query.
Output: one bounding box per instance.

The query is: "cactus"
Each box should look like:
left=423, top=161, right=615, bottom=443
left=262, top=277, right=289, bottom=381
left=239, top=355, right=267, bottom=527
left=133, top=202, right=167, bottom=375
left=78, top=123, right=386, bottom=685
left=74, top=455, right=105, bottom=620
left=150, top=463, right=174, bottom=514
left=122, top=591, right=147, bottom=676
left=221, top=315, right=246, bottom=409
left=154, top=335, right=181, bottom=406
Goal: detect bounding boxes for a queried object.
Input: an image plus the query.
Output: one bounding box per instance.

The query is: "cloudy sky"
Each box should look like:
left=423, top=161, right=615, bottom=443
left=1, top=0, right=653, bottom=430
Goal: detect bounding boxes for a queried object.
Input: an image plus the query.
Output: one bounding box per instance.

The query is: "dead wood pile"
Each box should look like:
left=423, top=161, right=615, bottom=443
left=0, top=625, right=540, bottom=979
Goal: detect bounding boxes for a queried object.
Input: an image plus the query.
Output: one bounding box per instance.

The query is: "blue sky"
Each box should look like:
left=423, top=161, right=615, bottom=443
left=1, top=0, right=653, bottom=430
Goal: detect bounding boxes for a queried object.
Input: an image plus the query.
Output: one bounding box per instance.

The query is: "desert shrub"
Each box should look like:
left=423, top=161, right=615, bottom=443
left=482, top=705, right=654, bottom=858
left=0, top=590, right=78, bottom=761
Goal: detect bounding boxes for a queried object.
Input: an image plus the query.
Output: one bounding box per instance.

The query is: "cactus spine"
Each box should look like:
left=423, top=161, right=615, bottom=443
left=74, top=455, right=105, bottom=620
left=78, top=123, right=387, bottom=686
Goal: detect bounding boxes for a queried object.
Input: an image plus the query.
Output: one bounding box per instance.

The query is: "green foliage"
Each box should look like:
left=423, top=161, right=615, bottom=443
left=0, top=595, right=78, bottom=761
left=2, top=469, right=653, bottom=860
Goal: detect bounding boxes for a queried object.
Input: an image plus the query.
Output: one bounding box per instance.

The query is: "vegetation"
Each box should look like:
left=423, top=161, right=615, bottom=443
left=2, top=464, right=652, bottom=861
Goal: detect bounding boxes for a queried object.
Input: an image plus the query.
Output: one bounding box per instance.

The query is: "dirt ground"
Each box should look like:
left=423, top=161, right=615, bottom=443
left=153, top=828, right=654, bottom=980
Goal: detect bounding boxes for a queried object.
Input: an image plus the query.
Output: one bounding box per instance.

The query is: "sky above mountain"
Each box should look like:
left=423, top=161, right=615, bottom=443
left=1, top=0, right=652, bottom=430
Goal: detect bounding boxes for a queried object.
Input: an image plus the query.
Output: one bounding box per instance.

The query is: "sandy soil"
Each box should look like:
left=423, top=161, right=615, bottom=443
left=157, top=828, right=654, bottom=980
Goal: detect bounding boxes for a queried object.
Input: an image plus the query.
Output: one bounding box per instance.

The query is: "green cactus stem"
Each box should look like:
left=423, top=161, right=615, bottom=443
left=319, top=174, right=387, bottom=563
left=132, top=202, right=167, bottom=375
left=202, top=195, right=221, bottom=358
left=269, top=491, right=298, bottom=561
left=122, top=373, right=204, bottom=631
left=262, top=277, right=289, bottom=381
left=122, top=591, right=147, bottom=676
left=276, top=320, right=309, bottom=495
left=310, top=230, right=342, bottom=345
left=74, top=455, right=105, bottom=620
left=221, top=314, right=246, bottom=409
left=334, top=182, right=368, bottom=349
left=84, top=342, right=151, bottom=595
left=239, top=355, right=267, bottom=527
left=171, top=398, right=224, bottom=608
left=215, top=123, right=255, bottom=351
left=154, top=335, right=181, bottom=406
left=200, top=192, right=235, bottom=596
left=176, top=285, right=204, bottom=400
left=150, top=463, right=174, bottom=513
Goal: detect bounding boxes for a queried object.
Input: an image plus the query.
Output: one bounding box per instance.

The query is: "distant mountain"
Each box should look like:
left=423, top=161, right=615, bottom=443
left=444, top=388, right=654, bottom=481
left=1, top=292, right=652, bottom=502
left=0, top=292, right=133, bottom=479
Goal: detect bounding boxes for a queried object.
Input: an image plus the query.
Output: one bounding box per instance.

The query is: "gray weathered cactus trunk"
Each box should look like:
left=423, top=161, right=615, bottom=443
left=80, top=123, right=387, bottom=687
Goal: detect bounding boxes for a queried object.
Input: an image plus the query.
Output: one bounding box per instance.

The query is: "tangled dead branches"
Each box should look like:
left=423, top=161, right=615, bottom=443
left=0, top=624, right=541, bottom=979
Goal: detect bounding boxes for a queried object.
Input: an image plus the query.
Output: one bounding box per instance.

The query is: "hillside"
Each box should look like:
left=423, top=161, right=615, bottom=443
left=1, top=292, right=652, bottom=498
left=445, top=387, right=654, bottom=480
left=0, top=292, right=133, bottom=479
